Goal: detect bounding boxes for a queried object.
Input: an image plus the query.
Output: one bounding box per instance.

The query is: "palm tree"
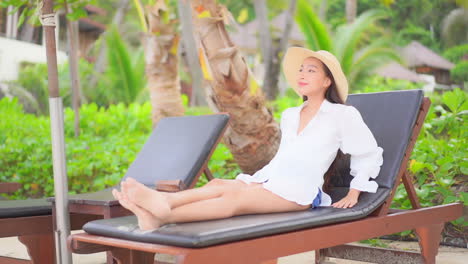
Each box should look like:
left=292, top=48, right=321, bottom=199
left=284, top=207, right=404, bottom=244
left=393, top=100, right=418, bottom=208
left=441, top=8, right=468, bottom=48
left=296, top=0, right=401, bottom=90
left=346, top=0, right=357, bottom=23
left=189, top=0, right=281, bottom=174
left=134, top=0, right=185, bottom=125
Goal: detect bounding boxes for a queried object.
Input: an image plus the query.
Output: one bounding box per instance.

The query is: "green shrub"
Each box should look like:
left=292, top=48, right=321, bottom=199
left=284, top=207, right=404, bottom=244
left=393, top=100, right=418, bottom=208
left=451, top=60, right=468, bottom=83
left=354, top=75, right=423, bottom=93
left=0, top=97, right=240, bottom=199
left=443, top=44, right=468, bottom=63
left=392, top=88, right=468, bottom=228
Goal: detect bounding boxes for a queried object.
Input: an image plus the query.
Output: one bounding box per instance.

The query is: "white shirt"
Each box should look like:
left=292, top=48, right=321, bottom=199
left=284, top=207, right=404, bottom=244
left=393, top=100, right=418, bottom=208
left=235, top=99, right=384, bottom=206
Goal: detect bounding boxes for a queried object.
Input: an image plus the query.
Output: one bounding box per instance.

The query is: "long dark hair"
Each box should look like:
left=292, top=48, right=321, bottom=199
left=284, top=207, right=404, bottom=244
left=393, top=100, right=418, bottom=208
left=302, top=62, right=346, bottom=193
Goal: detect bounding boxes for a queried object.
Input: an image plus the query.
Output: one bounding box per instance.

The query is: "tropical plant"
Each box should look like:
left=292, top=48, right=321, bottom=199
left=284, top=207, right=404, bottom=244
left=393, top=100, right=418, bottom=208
left=443, top=44, right=468, bottom=63
left=443, top=44, right=468, bottom=85
left=295, top=0, right=401, bottom=90
left=8, top=34, right=146, bottom=113
left=393, top=88, right=468, bottom=229
left=97, top=26, right=147, bottom=104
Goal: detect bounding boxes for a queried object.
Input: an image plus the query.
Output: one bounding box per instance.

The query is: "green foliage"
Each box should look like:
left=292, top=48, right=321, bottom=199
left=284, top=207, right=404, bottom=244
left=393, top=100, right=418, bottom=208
left=1, top=0, right=95, bottom=28
left=394, top=24, right=440, bottom=50
left=0, top=97, right=153, bottom=198
left=392, top=88, right=468, bottom=228
left=359, top=238, right=389, bottom=248
left=0, top=97, right=239, bottom=199
left=196, top=144, right=242, bottom=188
left=8, top=27, right=147, bottom=113
left=450, top=61, right=468, bottom=83
left=354, top=75, right=423, bottom=94
left=443, top=44, right=468, bottom=63
left=101, top=26, right=147, bottom=104
left=269, top=88, right=303, bottom=121
left=295, top=1, right=401, bottom=90
left=323, top=0, right=459, bottom=51
left=295, top=0, right=332, bottom=51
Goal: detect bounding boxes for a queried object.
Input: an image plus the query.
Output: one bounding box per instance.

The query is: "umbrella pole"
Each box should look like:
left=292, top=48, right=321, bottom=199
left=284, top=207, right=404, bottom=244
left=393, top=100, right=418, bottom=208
left=41, top=0, right=72, bottom=263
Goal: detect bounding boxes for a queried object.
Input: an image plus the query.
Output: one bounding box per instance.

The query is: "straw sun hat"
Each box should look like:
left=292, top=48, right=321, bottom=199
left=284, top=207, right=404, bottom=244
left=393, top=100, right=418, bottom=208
left=282, top=47, right=349, bottom=102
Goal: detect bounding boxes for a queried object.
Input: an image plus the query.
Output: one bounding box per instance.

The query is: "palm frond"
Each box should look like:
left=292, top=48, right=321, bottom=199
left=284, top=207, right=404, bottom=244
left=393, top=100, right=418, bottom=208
left=349, top=46, right=401, bottom=88
left=105, top=26, right=140, bottom=104
left=295, top=0, right=332, bottom=51
left=334, top=9, right=387, bottom=72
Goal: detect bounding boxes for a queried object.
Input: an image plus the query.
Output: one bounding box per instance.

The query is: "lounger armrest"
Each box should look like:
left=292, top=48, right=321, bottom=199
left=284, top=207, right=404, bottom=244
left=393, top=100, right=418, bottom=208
left=0, top=182, right=22, bottom=194
left=156, top=180, right=186, bottom=192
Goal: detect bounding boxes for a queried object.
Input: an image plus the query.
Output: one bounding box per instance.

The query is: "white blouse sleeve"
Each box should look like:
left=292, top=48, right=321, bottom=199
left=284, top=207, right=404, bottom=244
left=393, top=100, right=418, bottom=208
left=339, top=106, right=384, bottom=193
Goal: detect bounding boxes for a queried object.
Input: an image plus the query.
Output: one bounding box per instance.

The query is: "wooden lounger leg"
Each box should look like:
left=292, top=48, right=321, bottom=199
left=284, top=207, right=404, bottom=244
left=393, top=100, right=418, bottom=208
left=110, top=248, right=155, bottom=264
left=415, top=223, right=444, bottom=264
left=315, top=249, right=326, bottom=263
left=18, top=234, right=55, bottom=264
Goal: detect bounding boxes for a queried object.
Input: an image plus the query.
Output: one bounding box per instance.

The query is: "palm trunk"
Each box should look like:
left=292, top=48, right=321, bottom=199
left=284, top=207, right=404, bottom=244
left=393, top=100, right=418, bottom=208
left=143, top=1, right=185, bottom=125
left=253, top=0, right=273, bottom=99
left=178, top=0, right=206, bottom=106
left=267, top=0, right=298, bottom=99
left=190, top=0, right=280, bottom=174
left=346, top=0, right=357, bottom=24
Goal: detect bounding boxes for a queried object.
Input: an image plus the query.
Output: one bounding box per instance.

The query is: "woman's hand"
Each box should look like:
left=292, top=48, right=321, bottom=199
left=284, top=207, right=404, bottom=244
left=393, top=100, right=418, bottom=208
left=331, top=188, right=360, bottom=208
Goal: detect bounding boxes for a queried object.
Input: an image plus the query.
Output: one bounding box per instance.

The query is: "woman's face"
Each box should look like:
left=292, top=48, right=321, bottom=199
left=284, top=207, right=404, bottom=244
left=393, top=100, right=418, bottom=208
left=296, top=57, right=331, bottom=97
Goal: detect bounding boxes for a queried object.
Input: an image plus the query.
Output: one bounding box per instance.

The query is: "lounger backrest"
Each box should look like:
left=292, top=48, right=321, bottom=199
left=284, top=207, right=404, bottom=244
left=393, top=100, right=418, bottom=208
left=122, top=114, right=229, bottom=187
left=332, top=90, right=423, bottom=189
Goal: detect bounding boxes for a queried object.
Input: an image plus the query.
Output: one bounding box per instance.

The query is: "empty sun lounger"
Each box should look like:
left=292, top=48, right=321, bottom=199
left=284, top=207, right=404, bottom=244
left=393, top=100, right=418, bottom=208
left=50, top=113, right=230, bottom=218
left=1, top=113, right=229, bottom=264
left=67, top=90, right=463, bottom=264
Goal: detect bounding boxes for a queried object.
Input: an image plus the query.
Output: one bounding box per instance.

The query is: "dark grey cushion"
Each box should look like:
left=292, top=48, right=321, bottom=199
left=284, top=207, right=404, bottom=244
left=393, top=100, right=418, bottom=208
left=50, top=114, right=229, bottom=205
left=333, top=89, right=423, bottom=189
left=0, top=199, right=51, bottom=218
left=83, top=90, right=424, bottom=248
left=122, top=114, right=229, bottom=187
left=84, top=187, right=390, bottom=248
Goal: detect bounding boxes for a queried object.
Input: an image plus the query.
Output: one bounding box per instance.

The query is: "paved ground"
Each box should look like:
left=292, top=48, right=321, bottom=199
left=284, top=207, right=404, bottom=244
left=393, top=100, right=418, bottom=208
left=1, top=231, right=466, bottom=263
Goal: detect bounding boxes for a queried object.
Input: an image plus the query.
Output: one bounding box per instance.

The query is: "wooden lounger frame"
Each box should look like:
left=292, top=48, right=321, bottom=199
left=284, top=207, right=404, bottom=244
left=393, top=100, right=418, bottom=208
left=0, top=211, right=98, bottom=264
left=67, top=98, right=463, bottom=264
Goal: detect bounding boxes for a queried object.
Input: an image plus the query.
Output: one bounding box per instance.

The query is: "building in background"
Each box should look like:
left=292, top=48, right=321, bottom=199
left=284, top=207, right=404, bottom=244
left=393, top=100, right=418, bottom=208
left=0, top=5, right=106, bottom=83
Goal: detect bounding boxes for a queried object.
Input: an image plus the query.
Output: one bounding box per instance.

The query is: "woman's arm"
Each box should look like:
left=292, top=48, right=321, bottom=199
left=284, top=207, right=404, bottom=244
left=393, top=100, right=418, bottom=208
left=333, top=106, right=384, bottom=209
left=332, top=188, right=360, bottom=208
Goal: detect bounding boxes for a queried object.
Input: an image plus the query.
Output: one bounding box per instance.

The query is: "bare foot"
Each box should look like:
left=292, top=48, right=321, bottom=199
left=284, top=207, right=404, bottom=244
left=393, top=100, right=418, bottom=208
left=120, top=178, right=172, bottom=220
left=112, top=189, right=164, bottom=230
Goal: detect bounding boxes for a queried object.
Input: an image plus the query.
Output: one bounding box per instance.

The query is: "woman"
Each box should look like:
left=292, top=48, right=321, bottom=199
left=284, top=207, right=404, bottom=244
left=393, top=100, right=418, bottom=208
left=112, top=47, right=384, bottom=230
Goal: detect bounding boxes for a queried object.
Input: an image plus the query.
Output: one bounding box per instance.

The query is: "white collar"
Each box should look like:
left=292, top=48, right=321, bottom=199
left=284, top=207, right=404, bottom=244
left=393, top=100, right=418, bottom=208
left=300, top=99, right=333, bottom=113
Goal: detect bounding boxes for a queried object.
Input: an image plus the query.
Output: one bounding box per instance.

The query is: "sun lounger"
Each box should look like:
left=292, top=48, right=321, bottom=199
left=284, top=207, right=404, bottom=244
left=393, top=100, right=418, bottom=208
left=1, top=113, right=229, bottom=263
left=67, top=90, right=462, bottom=264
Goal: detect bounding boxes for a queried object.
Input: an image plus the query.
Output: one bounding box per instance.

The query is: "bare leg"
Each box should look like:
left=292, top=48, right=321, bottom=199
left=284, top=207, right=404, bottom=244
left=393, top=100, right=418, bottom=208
left=122, top=178, right=246, bottom=214
left=125, top=182, right=310, bottom=229
left=162, top=178, right=247, bottom=208
left=112, top=189, right=162, bottom=230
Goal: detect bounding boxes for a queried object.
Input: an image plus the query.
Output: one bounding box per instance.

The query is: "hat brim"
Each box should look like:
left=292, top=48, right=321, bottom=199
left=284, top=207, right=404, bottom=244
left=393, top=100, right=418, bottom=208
left=282, top=47, right=348, bottom=102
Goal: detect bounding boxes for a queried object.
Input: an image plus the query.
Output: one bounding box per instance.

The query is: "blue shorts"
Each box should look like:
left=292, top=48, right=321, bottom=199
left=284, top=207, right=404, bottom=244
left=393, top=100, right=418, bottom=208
left=311, top=188, right=322, bottom=209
